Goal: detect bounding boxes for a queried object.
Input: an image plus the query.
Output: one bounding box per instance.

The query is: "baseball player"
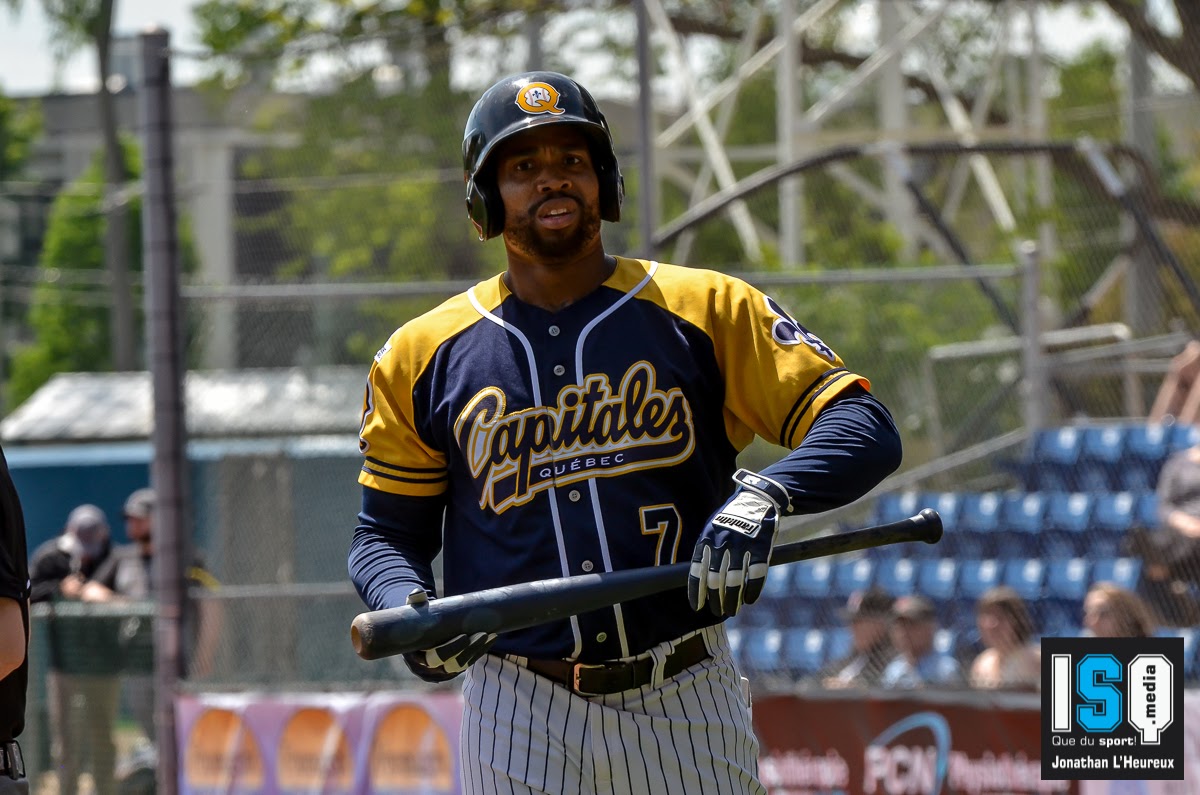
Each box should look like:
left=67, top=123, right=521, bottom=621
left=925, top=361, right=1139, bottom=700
left=349, top=71, right=902, bottom=794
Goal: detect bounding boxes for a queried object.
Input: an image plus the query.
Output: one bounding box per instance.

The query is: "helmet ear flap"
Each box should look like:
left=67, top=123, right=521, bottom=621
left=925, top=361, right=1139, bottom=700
left=465, top=173, right=504, bottom=241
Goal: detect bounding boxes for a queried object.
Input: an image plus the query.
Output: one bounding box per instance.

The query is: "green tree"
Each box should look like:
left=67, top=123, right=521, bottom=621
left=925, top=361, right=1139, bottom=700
left=193, top=0, right=520, bottom=363
left=7, top=139, right=198, bottom=407
left=0, top=87, right=42, bottom=414
left=0, top=90, right=40, bottom=181
left=2, top=0, right=138, bottom=371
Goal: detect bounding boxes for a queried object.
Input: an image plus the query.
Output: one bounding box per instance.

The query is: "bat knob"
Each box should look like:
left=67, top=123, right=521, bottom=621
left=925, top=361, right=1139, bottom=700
left=916, top=508, right=944, bottom=544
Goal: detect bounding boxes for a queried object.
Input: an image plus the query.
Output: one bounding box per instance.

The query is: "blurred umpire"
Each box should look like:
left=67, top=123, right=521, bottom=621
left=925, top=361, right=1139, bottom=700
left=0, top=444, right=30, bottom=792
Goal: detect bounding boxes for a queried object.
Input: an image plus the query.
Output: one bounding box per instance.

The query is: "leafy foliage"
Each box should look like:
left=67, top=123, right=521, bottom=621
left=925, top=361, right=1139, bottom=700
left=0, top=91, right=40, bottom=181
left=7, top=140, right=199, bottom=407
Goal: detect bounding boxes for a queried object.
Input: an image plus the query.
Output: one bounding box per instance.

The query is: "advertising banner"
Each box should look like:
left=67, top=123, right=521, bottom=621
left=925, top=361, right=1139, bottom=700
left=177, top=689, right=1197, bottom=794
left=1079, top=691, right=1200, bottom=795
left=753, top=692, right=1079, bottom=795
left=176, top=691, right=462, bottom=795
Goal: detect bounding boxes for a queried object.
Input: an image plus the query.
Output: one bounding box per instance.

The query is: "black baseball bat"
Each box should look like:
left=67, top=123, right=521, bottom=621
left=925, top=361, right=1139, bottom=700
left=351, top=508, right=942, bottom=660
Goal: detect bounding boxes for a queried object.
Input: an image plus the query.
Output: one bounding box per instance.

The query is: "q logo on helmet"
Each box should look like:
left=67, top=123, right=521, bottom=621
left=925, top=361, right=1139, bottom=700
left=516, top=82, right=564, bottom=116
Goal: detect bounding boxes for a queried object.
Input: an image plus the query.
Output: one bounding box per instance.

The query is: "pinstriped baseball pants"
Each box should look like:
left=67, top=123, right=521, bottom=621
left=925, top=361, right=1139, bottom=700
left=459, top=623, right=765, bottom=794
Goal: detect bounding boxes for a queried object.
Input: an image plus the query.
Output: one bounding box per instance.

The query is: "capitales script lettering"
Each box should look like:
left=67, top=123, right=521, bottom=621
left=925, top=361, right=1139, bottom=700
left=455, top=361, right=695, bottom=513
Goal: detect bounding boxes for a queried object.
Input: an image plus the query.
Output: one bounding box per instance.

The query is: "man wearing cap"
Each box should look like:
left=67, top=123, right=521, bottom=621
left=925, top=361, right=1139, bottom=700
left=29, top=504, right=111, bottom=603
left=880, top=594, right=965, bottom=689
left=29, top=504, right=119, bottom=795
left=817, top=586, right=896, bottom=689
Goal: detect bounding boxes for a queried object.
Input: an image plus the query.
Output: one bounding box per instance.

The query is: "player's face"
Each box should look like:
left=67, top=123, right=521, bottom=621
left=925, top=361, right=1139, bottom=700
left=493, top=125, right=602, bottom=261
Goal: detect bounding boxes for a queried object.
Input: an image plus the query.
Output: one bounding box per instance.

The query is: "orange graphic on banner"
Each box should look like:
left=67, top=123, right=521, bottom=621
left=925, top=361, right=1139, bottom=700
left=369, top=704, right=455, bottom=792
left=183, top=708, right=265, bottom=789
left=277, top=708, right=353, bottom=791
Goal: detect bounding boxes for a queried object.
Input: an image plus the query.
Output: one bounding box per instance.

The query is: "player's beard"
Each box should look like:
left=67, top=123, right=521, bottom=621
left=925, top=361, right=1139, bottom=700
left=507, top=197, right=602, bottom=261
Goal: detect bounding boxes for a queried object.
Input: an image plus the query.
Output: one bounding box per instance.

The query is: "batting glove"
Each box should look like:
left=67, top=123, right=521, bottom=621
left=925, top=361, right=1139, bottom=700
left=400, top=588, right=498, bottom=683
left=688, top=469, right=792, bottom=618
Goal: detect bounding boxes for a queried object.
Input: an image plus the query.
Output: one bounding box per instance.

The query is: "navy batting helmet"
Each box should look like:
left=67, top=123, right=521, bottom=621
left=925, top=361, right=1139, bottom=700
left=463, top=71, right=624, bottom=241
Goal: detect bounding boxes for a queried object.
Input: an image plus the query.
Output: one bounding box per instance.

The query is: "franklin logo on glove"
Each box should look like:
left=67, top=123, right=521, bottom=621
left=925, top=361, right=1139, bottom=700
left=689, top=468, right=793, bottom=618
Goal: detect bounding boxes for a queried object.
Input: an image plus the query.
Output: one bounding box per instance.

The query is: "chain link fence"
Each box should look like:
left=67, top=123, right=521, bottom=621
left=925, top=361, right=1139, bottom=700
left=7, top=2, right=1200, bottom=787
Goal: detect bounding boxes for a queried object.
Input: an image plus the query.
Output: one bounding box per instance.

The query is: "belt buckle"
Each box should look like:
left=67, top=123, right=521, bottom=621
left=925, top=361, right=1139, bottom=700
left=0, top=741, right=22, bottom=780
left=572, top=661, right=617, bottom=697
left=571, top=667, right=604, bottom=696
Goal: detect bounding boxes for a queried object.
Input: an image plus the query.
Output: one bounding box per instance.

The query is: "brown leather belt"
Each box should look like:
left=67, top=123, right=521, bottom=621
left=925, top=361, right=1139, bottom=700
left=518, top=633, right=710, bottom=697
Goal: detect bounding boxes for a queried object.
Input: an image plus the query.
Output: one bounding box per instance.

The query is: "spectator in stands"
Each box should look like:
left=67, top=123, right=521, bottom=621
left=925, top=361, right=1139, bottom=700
left=28, top=505, right=119, bottom=795
left=968, top=586, right=1040, bottom=691
left=817, top=586, right=895, bottom=689
left=1126, top=441, right=1200, bottom=626
left=1149, top=340, right=1200, bottom=424
left=880, top=594, right=965, bottom=689
left=1083, top=581, right=1157, bottom=638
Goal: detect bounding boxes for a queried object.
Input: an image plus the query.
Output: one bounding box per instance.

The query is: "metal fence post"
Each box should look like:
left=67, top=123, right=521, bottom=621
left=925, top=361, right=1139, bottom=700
left=1019, top=240, right=1046, bottom=434
left=139, top=26, right=187, bottom=795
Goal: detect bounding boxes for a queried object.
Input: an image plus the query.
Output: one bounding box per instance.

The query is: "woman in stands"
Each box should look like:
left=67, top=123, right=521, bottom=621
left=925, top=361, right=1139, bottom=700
left=1082, top=581, right=1157, bottom=638
left=968, top=586, right=1041, bottom=691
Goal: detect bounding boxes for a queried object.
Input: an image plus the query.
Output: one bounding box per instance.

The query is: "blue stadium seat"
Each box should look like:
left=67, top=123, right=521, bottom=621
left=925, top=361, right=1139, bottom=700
left=726, top=627, right=745, bottom=664
left=1003, top=558, right=1046, bottom=601
left=920, top=492, right=962, bottom=532
left=741, top=628, right=784, bottom=676
left=1135, top=491, right=1158, bottom=531
left=1043, top=492, right=1094, bottom=558
left=1169, top=423, right=1200, bottom=453
left=918, top=558, right=959, bottom=603
left=1091, top=557, right=1143, bottom=591
left=749, top=562, right=795, bottom=627
left=781, top=628, right=828, bottom=676
left=1032, top=427, right=1085, bottom=491
left=1124, top=423, right=1172, bottom=492
left=776, top=600, right=819, bottom=630
left=933, top=628, right=957, bottom=657
left=1154, top=627, right=1199, bottom=680
left=1039, top=617, right=1081, bottom=639
left=791, top=559, right=834, bottom=598
left=1078, top=425, right=1128, bottom=491
left=832, top=557, right=875, bottom=597
left=875, top=557, right=918, bottom=597
left=998, top=491, right=1048, bottom=550
left=1044, top=558, right=1092, bottom=602
left=1090, top=492, right=1137, bottom=558
left=958, top=559, right=1003, bottom=601
left=874, top=491, right=921, bottom=526
left=825, top=626, right=853, bottom=662
left=1040, top=558, right=1091, bottom=637
left=953, top=492, right=1003, bottom=558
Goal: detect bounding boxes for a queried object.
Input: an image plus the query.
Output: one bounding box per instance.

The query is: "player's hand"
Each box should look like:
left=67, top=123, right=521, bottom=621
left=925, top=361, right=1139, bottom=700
left=688, top=469, right=791, bottom=618
left=400, top=588, right=498, bottom=682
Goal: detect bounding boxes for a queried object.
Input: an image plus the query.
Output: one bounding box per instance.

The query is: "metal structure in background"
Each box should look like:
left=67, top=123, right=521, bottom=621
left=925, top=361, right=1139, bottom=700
left=139, top=27, right=186, bottom=795
left=7, top=2, right=1200, bottom=786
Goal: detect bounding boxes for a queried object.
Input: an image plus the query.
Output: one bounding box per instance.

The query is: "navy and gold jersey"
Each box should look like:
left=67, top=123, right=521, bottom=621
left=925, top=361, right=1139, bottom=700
left=358, top=257, right=866, bottom=662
